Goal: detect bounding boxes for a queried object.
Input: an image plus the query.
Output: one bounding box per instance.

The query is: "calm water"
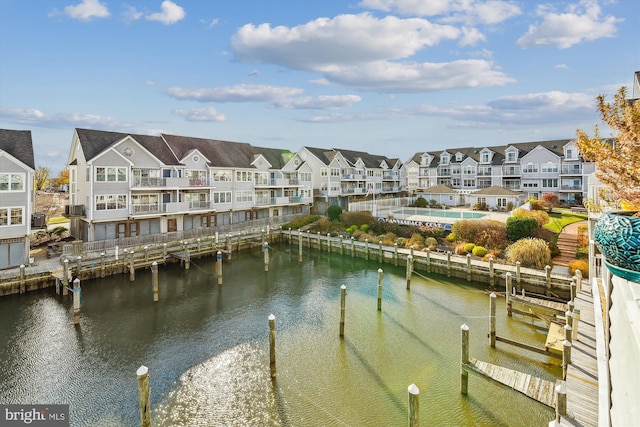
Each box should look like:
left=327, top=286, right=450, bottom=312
left=0, top=245, right=558, bottom=426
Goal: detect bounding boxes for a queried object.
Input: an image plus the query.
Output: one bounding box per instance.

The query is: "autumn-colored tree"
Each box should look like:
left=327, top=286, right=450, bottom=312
left=34, top=166, right=51, bottom=191
left=541, top=193, right=560, bottom=213
left=53, top=169, right=69, bottom=188
left=576, top=86, right=640, bottom=208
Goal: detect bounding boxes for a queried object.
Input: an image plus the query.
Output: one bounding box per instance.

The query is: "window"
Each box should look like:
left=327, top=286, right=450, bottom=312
left=96, top=167, right=127, bottom=182
left=522, top=180, right=539, bottom=188
left=236, top=171, right=253, bottom=182
left=452, top=178, right=461, bottom=187
left=0, top=173, right=25, bottom=192
left=463, top=179, right=476, bottom=187
left=481, top=151, right=490, bottom=163
left=497, top=198, right=507, bottom=208
left=566, top=148, right=575, bottom=159
left=463, top=165, right=476, bottom=175
left=506, top=149, right=517, bottom=162
left=456, top=153, right=463, bottom=161
left=0, top=207, right=23, bottom=226
left=299, top=172, right=311, bottom=182
left=523, top=163, right=539, bottom=173
left=95, top=194, right=126, bottom=210
left=451, top=165, right=461, bottom=174
left=478, top=197, right=487, bottom=204
left=213, top=191, right=232, bottom=204
left=331, top=168, right=340, bottom=177
left=541, top=162, right=558, bottom=173
left=254, top=172, right=269, bottom=185
left=542, top=179, right=558, bottom=188
left=212, top=170, right=232, bottom=182
left=421, top=154, right=429, bottom=165
left=367, top=170, right=374, bottom=177
left=320, top=168, right=328, bottom=177
left=236, top=190, right=253, bottom=203
left=441, top=154, right=450, bottom=165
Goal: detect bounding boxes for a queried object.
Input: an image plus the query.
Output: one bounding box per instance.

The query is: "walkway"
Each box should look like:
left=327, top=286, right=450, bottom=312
left=553, top=220, right=587, bottom=267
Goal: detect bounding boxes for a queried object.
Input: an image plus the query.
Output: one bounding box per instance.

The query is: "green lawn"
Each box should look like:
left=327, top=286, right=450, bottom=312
left=543, top=211, right=588, bottom=233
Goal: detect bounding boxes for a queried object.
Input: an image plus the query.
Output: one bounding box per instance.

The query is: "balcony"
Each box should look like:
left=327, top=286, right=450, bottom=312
left=560, top=185, right=583, bottom=191
left=502, top=166, right=521, bottom=176
left=163, top=201, right=190, bottom=213
left=132, top=177, right=165, bottom=188
left=188, top=200, right=213, bottom=211
left=64, top=204, right=85, bottom=217
left=255, top=196, right=292, bottom=206
left=342, top=174, right=366, bottom=180
left=561, top=165, right=583, bottom=175
left=255, top=178, right=296, bottom=187
left=130, top=203, right=161, bottom=215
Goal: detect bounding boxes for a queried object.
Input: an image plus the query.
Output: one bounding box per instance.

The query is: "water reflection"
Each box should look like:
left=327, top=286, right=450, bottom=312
left=0, top=245, right=557, bottom=426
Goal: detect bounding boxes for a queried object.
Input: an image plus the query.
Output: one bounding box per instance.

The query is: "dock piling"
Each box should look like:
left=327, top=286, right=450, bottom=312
left=466, top=254, right=472, bottom=281
left=447, top=252, right=452, bottom=277
left=129, top=251, right=135, bottom=281
left=505, top=273, right=513, bottom=316
left=269, top=314, right=276, bottom=378
left=377, top=268, right=383, bottom=311
left=545, top=265, right=551, bottom=295
left=489, top=257, right=495, bottom=287
left=562, top=340, right=572, bottom=379
left=461, top=324, right=469, bottom=394
left=73, top=278, right=81, bottom=325
left=555, top=382, right=567, bottom=422
left=151, top=262, right=158, bottom=302
left=489, top=293, right=496, bottom=347
left=216, top=251, right=223, bottom=285
left=101, top=252, right=106, bottom=278
left=406, top=255, right=413, bottom=290
left=408, top=384, right=420, bottom=427
left=19, top=264, right=25, bottom=294
left=298, top=231, right=303, bottom=262
left=63, top=259, right=69, bottom=296
left=263, top=242, right=269, bottom=272
left=340, top=285, right=346, bottom=337
left=136, top=366, right=151, bottom=427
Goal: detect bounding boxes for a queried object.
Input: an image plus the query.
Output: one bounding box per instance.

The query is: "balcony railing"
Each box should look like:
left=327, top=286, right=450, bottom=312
left=342, top=174, right=366, bottom=180
left=561, top=165, right=583, bottom=174
left=131, top=203, right=161, bottom=215
left=502, top=166, right=521, bottom=175
left=561, top=185, right=583, bottom=191
left=132, top=177, right=165, bottom=187
left=188, top=200, right=213, bottom=210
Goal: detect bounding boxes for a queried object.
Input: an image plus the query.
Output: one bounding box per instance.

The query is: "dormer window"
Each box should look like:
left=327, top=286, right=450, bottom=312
left=456, top=153, right=463, bottom=162
left=441, top=153, right=450, bottom=165
left=481, top=151, right=490, bottom=163
left=566, top=148, right=576, bottom=160
left=506, top=148, right=517, bottom=162
left=421, top=153, right=430, bottom=165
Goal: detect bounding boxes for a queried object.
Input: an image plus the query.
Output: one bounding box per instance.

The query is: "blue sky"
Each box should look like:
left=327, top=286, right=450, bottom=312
left=0, top=0, right=638, bottom=172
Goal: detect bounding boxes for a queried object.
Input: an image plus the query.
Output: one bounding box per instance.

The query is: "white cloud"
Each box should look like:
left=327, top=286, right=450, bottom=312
left=358, top=0, right=521, bottom=25
left=61, top=0, right=110, bottom=21
left=209, top=18, right=219, bottom=28
left=271, top=95, right=362, bottom=110
left=146, top=1, right=185, bottom=25
left=173, top=107, right=226, bottom=122
left=0, top=107, right=128, bottom=129
left=165, top=84, right=304, bottom=102
left=123, top=5, right=143, bottom=23
left=517, top=0, right=620, bottom=49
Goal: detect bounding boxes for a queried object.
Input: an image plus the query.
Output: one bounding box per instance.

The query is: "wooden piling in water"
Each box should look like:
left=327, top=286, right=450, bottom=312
left=505, top=273, right=513, bottom=317
left=408, top=383, right=419, bottom=427
left=340, top=285, right=346, bottom=337
left=351, top=237, right=355, bottom=257
left=365, top=239, right=370, bottom=260
left=339, top=236, right=344, bottom=255
left=378, top=241, right=383, bottom=263
left=129, top=251, right=135, bottom=281
left=564, top=324, right=572, bottom=343
left=263, top=242, right=269, bottom=272
left=19, top=264, right=25, bottom=294
left=377, top=268, right=383, bottom=311
left=447, top=252, right=452, bottom=277
left=151, top=262, right=158, bottom=302
left=545, top=265, right=551, bottom=295
left=516, top=261, right=521, bottom=284
left=555, top=382, right=567, bottom=422
left=137, top=365, right=151, bottom=427
left=461, top=324, right=469, bottom=395
left=394, top=243, right=398, bottom=266
left=216, top=251, right=223, bottom=285
left=562, top=340, right=572, bottom=380
left=425, top=248, right=430, bottom=272
left=570, top=279, right=577, bottom=303
left=489, top=257, right=495, bottom=287
left=327, top=233, right=331, bottom=253
left=63, top=259, right=69, bottom=296
left=298, top=231, right=303, bottom=263
left=466, top=254, right=472, bottom=281
left=73, top=278, right=81, bottom=325
left=489, top=293, right=496, bottom=347
left=101, top=252, right=106, bottom=278
left=406, top=255, right=413, bottom=290
left=269, top=314, right=276, bottom=378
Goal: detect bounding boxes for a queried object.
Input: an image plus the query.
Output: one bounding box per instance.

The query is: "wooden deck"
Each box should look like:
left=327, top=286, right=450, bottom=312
left=560, top=283, right=599, bottom=427
left=545, top=321, right=565, bottom=353
left=464, top=358, right=559, bottom=408
left=510, top=294, right=568, bottom=314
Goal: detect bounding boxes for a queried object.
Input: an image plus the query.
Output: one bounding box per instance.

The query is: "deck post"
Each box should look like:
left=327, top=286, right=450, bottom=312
left=163, top=243, right=167, bottom=261
left=564, top=324, right=573, bottom=343
left=226, top=235, right=232, bottom=261
left=570, top=279, right=577, bottom=303
left=461, top=324, right=469, bottom=395
left=263, top=242, right=269, bottom=272
left=115, top=245, right=119, bottom=261
left=339, top=235, right=344, bottom=255
left=151, top=262, right=158, bottom=302
left=216, top=251, right=223, bottom=285
left=466, top=254, right=472, bottom=281
left=447, top=252, right=452, bottom=277
left=489, top=293, right=496, bottom=347
left=562, top=340, right=572, bottom=379
left=425, top=248, right=430, bottom=272
left=339, top=285, right=346, bottom=337
left=19, top=264, right=25, bottom=294
left=572, top=308, right=580, bottom=341
left=101, top=252, right=106, bottom=278
left=197, top=238, right=201, bottom=253
left=317, top=232, right=321, bottom=250
left=327, top=233, right=331, bottom=253
left=575, top=269, right=582, bottom=290
left=516, top=261, right=521, bottom=284
left=63, top=259, right=69, bottom=296
left=298, top=231, right=303, bottom=262
left=489, top=257, right=495, bottom=287
left=378, top=241, right=383, bottom=263
left=506, top=273, right=513, bottom=317
left=73, top=278, right=81, bottom=325
left=408, top=384, right=419, bottom=427
left=129, top=251, right=135, bottom=281
left=215, top=232, right=218, bottom=245
left=410, top=246, right=414, bottom=260
left=545, top=265, right=551, bottom=296
left=307, top=230, right=311, bottom=248
left=144, top=246, right=149, bottom=261
left=136, top=366, right=151, bottom=427
left=406, top=255, right=413, bottom=290
left=555, top=382, right=567, bottom=422
left=269, top=314, right=276, bottom=378
left=377, top=268, right=383, bottom=311
left=394, top=243, right=399, bottom=266
left=566, top=310, right=574, bottom=330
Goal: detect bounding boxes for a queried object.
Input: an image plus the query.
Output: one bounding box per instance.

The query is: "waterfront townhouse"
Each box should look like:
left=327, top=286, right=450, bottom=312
left=0, top=129, right=35, bottom=269
left=282, top=146, right=404, bottom=213
left=405, top=139, right=595, bottom=206
left=66, top=128, right=310, bottom=242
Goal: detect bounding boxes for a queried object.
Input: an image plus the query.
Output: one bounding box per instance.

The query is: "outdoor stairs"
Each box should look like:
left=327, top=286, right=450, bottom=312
left=553, top=229, right=578, bottom=267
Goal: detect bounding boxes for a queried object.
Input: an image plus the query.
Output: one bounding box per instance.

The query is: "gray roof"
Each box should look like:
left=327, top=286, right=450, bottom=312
left=420, top=184, right=457, bottom=194
left=471, top=186, right=522, bottom=196
left=74, top=128, right=180, bottom=165
left=0, top=128, right=35, bottom=169
left=334, top=148, right=388, bottom=169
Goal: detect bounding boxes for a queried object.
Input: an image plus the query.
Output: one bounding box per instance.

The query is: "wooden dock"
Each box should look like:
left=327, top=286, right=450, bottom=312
left=545, top=322, right=565, bottom=353
left=510, top=294, right=567, bottom=315
left=464, top=358, right=559, bottom=408
left=560, top=282, right=599, bottom=427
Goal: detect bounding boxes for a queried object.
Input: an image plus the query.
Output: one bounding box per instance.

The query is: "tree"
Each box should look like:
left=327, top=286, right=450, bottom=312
left=576, top=86, right=640, bottom=209
left=34, top=166, right=51, bottom=191
left=541, top=193, right=560, bottom=213
left=53, top=169, right=69, bottom=189
left=327, top=204, right=342, bottom=221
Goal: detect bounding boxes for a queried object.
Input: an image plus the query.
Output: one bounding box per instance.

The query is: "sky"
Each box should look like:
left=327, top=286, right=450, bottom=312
left=0, top=0, right=638, bottom=172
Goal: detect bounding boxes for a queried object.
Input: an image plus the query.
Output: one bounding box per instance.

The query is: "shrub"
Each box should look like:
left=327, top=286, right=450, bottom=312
left=531, top=227, right=557, bottom=243
left=455, top=243, right=467, bottom=255
left=425, top=237, right=438, bottom=249
left=472, top=246, right=488, bottom=257
left=577, top=225, right=589, bottom=246
left=446, top=232, right=458, bottom=242
left=506, top=216, right=539, bottom=241
left=506, top=202, right=514, bottom=211
left=473, top=202, right=489, bottom=211
left=316, top=218, right=331, bottom=233
left=406, top=233, right=425, bottom=249
left=504, top=238, right=551, bottom=269
left=576, top=246, right=589, bottom=259
left=419, top=225, right=447, bottom=239
left=340, top=211, right=373, bottom=227
left=463, top=243, right=476, bottom=253
left=569, top=259, right=589, bottom=278
left=548, top=242, right=561, bottom=258
left=452, top=220, right=506, bottom=244
left=360, top=224, right=369, bottom=232
left=412, top=196, right=428, bottom=207
left=475, top=228, right=509, bottom=250
left=512, top=208, right=549, bottom=227
left=283, top=215, right=320, bottom=230
left=346, top=225, right=358, bottom=234
left=327, top=205, right=343, bottom=221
